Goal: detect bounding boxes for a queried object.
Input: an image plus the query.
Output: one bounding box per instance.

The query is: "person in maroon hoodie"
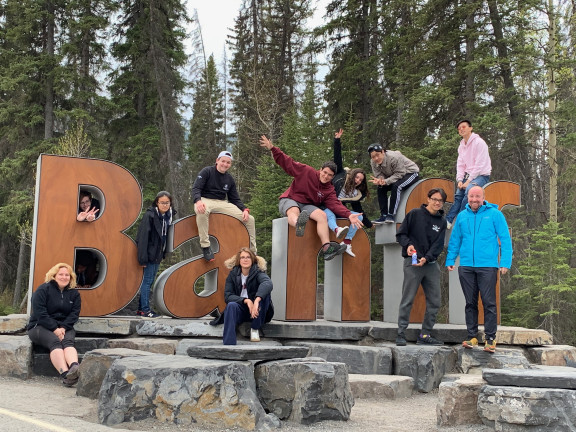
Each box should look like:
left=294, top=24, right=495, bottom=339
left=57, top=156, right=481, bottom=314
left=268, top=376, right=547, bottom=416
left=259, top=135, right=363, bottom=260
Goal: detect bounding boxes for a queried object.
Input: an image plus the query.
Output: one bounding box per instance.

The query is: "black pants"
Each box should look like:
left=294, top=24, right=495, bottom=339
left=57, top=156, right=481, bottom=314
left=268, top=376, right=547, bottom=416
left=458, top=266, right=498, bottom=340
left=377, top=173, right=419, bottom=216
left=28, top=325, right=76, bottom=351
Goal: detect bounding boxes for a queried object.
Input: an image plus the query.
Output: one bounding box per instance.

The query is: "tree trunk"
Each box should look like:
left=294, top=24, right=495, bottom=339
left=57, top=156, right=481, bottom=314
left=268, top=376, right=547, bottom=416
left=12, top=230, right=27, bottom=309
left=44, top=0, right=55, bottom=139
left=547, top=0, right=557, bottom=222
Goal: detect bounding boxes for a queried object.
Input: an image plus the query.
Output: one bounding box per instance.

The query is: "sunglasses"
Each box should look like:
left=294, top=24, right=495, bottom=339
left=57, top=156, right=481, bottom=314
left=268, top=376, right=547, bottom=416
left=367, top=144, right=383, bottom=154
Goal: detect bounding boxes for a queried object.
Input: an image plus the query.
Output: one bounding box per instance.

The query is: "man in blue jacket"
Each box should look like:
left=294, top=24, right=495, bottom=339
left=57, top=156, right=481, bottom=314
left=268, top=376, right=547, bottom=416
left=446, top=186, right=512, bottom=353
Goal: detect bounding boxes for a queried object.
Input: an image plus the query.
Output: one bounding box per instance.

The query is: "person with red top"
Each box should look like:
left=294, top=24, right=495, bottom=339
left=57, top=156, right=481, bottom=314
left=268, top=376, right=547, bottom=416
left=259, top=135, right=363, bottom=260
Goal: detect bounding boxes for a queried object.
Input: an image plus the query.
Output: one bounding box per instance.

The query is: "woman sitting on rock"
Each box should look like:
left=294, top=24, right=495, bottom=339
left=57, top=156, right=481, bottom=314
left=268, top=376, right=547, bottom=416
left=213, top=247, right=274, bottom=345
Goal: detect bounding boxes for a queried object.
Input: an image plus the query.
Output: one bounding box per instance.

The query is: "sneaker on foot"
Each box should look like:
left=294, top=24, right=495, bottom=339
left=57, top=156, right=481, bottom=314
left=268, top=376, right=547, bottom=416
left=396, top=334, right=407, bottom=346
left=341, top=242, right=356, bottom=257
left=484, top=339, right=496, bottom=353
left=462, top=337, right=478, bottom=349
left=417, top=334, right=444, bottom=346
left=66, top=363, right=80, bottom=381
left=139, top=310, right=159, bottom=318
left=295, top=211, right=310, bottom=237
left=334, top=226, right=349, bottom=240
left=372, top=215, right=388, bottom=225
left=202, top=246, right=215, bottom=261
left=250, top=328, right=260, bottom=342
left=384, top=214, right=395, bottom=224
left=62, top=375, right=79, bottom=387
left=323, top=242, right=347, bottom=261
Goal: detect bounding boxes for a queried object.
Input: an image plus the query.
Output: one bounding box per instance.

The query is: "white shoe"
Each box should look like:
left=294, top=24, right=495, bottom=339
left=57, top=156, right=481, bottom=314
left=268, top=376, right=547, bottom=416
left=341, top=242, right=356, bottom=257
left=250, top=328, right=260, bottom=342
left=334, top=226, right=349, bottom=240
left=446, top=221, right=452, bottom=230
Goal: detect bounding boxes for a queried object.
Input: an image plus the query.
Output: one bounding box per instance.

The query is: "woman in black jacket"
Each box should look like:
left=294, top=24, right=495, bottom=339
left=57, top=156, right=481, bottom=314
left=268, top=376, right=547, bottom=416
left=221, top=247, right=273, bottom=345
left=27, top=263, right=81, bottom=387
left=135, top=191, right=175, bottom=318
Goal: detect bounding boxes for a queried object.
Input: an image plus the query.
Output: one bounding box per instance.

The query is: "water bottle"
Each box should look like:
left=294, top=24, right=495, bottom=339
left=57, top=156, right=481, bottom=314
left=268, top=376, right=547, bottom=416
left=411, top=252, right=418, bottom=265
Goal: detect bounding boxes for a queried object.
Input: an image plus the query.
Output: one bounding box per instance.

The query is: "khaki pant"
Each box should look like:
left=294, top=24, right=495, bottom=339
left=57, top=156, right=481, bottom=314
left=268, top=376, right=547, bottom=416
left=195, top=198, right=257, bottom=253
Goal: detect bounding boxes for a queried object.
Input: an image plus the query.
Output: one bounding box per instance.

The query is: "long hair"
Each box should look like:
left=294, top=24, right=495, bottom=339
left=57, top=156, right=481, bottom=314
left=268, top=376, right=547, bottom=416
left=343, top=168, right=369, bottom=198
left=230, top=247, right=257, bottom=268
left=45, top=263, right=77, bottom=289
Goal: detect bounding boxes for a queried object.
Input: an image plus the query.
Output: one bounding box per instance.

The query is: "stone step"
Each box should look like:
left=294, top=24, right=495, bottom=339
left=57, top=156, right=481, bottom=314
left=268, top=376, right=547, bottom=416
left=348, top=374, right=414, bottom=399
left=184, top=344, right=309, bottom=361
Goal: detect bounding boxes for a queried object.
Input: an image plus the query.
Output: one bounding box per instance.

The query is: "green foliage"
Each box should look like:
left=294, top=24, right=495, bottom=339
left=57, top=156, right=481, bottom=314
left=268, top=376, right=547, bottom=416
left=505, top=222, right=576, bottom=345
left=55, top=121, right=91, bottom=157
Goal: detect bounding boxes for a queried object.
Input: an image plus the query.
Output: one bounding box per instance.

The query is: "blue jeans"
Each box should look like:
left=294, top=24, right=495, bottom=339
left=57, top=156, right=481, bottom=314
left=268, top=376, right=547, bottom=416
left=324, top=208, right=362, bottom=240
left=446, top=175, right=490, bottom=223
left=223, top=295, right=271, bottom=345
left=138, top=262, right=160, bottom=313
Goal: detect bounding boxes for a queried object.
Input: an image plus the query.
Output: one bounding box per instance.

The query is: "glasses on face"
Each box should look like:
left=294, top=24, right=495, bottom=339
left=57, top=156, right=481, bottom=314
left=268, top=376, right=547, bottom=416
left=158, top=201, right=171, bottom=206
left=367, top=144, right=383, bottom=154
left=429, top=197, right=444, bottom=203
left=240, top=256, right=252, bottom=260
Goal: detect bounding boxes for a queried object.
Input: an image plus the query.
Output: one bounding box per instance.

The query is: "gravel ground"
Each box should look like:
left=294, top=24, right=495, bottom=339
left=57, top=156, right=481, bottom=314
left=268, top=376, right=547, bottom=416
left=0, top=376, right=493, bottom=432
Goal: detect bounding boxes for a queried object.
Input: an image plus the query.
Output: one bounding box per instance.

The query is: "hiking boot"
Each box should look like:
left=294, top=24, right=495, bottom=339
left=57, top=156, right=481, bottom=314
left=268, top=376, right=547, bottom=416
left=62, top=375, right=79, bottom=387
left=417, top=334, right=444, bottom=346
left=334, top=226, right=349, bottom=240
left=250, top=328, right=261, bottom=342
left=295, top=211, right=310, bottom=236
left=66, top=363, right=80, bottom=381
left=396, top=334, right=407, bottom=346
left=341, top=242, right=356, bottom=257
left=484, top=339, right=496, bottom=353
left=372, top=215, right=388, bottom=225
left=462, top=337, right=478, bottom=349
left=202, top=246, right=215, bottom=261
left=384, top=214, right=395, bottom=224
left=323, top=242, right=347, bottom=261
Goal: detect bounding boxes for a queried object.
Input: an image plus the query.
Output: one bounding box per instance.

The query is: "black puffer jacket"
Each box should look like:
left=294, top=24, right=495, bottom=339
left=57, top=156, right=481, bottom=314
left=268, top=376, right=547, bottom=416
left=136, top=207, right=175, bottom=265
left=27, top=280, right=81, bottom=331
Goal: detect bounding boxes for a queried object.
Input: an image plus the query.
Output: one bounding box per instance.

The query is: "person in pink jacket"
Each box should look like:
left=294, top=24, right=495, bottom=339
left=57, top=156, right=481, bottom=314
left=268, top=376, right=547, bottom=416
left=445, top=120, right=492, bottom=228
left=259, top=135, right=363, bottom=260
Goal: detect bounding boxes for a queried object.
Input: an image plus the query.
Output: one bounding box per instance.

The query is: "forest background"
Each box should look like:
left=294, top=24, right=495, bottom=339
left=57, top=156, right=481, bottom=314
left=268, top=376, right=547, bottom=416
left=1, top=0, right=575, bottom=345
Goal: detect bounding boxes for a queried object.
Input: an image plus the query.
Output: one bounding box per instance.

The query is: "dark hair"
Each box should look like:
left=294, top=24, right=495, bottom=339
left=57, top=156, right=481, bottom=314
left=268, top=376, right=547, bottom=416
left=79, top=191, right=92, bottom=200
left=428, top=188, right=447, bottom=202
left=456, top=119, right=472, bottom=128
left=367, top=143, right=383, bottom=154
left=154, top=191, right=172, bottom=207
left=343, top=168, right=369, bottom=198
left=321, top=161, right=337, bottom=174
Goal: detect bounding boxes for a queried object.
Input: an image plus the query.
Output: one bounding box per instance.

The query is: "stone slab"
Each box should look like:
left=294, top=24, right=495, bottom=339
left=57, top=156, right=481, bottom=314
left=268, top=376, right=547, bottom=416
left=456, top=346, right=531, bottom=374
left=526, top=345, right=576, bottom=366
left=437, top=374, right=485, bottom=426
left=107, top=337, right=178, bottom=355
left=77, top=348, right=156, bottom=399
left=0, top=335, right=31, bottom=379
left=175, top=338, right=282, bottom=355
left=494, top=327, right=553, bottom=346
left=136, top=318, right=224, bottom=337
left=392, top=345, right=457, bottom=392
left=348, top=374, right=413, bottom=399
left=186, top=344, right=309, bottom=361
left=478, top=385, right=576, bottom=430
left=236, top=320, right=373, bottom=341
left=292, top=341, right=392, bottom=374
left=482, top=365, right=576, bottom=389
left=0, top=314, right=28, bottom=334
left=369, top=323, right=469, bottom=344
left=76, top=317, right=137, bottom=335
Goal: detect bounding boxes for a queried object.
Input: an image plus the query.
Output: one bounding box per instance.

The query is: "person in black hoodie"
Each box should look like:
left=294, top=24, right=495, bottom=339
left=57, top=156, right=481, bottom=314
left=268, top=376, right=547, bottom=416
left=395, top=188, right=447, bottom=346
left=135, top=191, right=175, bottom=318
left=27, top=262, right=81, bottom=387
left=216, top=247, right=273, bottom=345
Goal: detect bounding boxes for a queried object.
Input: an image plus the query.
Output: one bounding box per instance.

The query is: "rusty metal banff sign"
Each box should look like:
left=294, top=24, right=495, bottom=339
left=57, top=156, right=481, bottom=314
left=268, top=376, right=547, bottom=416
left=30, top=155, right=520, bottom=322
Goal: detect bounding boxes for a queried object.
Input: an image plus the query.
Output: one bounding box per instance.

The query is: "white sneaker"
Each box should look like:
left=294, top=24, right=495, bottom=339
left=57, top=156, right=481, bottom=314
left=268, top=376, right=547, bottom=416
left=446, top=221, right=452, bottom=230
left=250, top=328, right=260, bottom=342
left=341, top=242, right=356, bottom=257
left=334, top=226, right=349, bottom=240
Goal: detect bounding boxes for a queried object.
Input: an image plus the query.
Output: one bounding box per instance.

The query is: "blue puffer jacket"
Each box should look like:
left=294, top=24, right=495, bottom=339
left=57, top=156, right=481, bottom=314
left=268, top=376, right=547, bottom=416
left=446, top=201, right=512, bottom=269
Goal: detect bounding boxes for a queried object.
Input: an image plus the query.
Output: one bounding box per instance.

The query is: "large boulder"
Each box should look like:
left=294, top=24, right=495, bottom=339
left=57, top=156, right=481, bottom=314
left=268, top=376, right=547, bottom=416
left=0, top=314, right=28, bottom=334
left=76, top=348, right=156, bottom=399
left=526, top=345, right=576, bottom=367
left=478, top=385, right=576, bottom=430
left=348, top=374, right=413, bottom=399
left=292, top=342, right=392, bottom=374
left=0, top=335, right=31, bottom=379
left=437, top=374, right=485, bottom=426
left=107, top=337, right=178, bottom=355
left=456, top=346, right=531, bottom=374
left=254, top=357, right=354, bottom=424
left=392, top=346, right=456, bottom=392
left=98, top=354, right=273, bottom=430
